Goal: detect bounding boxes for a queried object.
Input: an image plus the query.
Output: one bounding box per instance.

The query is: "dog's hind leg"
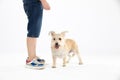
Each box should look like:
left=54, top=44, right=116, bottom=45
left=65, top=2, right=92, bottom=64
left=76, top=50, right=83, bottom=65
left=77, top=53, right=83, bottom=65
left=66, top=55, right=72, bottom=63
left=67, top=52, right=75, bottom=63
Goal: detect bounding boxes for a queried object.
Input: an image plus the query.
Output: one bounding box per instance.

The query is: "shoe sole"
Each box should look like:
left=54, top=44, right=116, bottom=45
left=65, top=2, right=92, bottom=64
left=25, top=65, right=45, bottom=70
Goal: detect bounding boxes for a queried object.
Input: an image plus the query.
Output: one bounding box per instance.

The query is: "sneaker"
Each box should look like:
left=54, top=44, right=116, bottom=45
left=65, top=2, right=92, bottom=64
left=25, top=57, right=45, bottom=70
left=36, top=57, right=45, bottom=64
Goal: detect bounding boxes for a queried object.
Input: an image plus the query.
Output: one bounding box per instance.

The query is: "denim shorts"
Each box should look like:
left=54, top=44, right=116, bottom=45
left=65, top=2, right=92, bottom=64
left=23, top=0, right=43, bottom=38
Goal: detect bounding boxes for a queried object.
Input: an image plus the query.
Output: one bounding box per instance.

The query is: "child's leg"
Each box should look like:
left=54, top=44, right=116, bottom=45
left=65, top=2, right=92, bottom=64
left=23, top=0, right=45, bottom=69
left=27, top=37, right=37, bottom=61
left=23, top=1, right=43, bottom=61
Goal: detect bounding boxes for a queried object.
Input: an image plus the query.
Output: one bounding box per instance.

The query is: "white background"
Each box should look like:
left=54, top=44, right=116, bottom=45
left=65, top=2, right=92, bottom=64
left=0, top=0, right=120, bottom=80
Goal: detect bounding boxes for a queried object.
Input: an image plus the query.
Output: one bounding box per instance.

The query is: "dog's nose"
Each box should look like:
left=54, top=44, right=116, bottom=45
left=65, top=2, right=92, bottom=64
left=55, top=42, right=58, bottom=46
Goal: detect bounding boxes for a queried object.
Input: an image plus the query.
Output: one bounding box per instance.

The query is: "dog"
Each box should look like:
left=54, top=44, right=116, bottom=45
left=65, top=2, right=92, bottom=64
left=49, top=31, right=83, bottom=68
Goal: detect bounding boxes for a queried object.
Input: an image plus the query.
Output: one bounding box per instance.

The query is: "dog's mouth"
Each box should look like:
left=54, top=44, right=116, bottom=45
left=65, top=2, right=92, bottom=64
left=54, top=43, right=60, bottom=49
left=55, top=45, right=60, bottom=49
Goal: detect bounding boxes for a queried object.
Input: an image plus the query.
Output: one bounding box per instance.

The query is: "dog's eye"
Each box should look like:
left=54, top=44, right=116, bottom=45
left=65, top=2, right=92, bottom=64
left=53, top=38, right=55, bottom=40
left=59, top=38, right=62, bottom=40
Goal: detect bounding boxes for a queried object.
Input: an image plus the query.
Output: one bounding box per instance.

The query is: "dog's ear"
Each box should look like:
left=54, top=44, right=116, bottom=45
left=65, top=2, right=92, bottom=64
left=49, top=31, right=56, bottom=36
left=61, top=31, right=68, bottom=37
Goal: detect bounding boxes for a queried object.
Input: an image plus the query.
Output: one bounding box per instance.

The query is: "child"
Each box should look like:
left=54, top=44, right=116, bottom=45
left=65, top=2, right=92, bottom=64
left=23, top=0, right=50, bottom=69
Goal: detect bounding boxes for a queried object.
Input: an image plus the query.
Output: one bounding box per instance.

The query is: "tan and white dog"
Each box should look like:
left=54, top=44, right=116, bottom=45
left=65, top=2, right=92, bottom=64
left=49, top=31, right=83, bottom=68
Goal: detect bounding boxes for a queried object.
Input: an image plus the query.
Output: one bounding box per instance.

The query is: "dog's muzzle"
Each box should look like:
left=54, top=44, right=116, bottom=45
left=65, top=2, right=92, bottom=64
left=55, top=42, right=60, bottom=49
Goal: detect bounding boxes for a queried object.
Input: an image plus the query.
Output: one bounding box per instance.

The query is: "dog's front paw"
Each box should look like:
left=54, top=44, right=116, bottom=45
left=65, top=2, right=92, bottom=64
left=79, top=62, right=83, bottom=65
left=52, top=66, right=56, bottom=68
left=66, top=61, right=69, bottom=63
left=62, top=64, right=66, bottom=67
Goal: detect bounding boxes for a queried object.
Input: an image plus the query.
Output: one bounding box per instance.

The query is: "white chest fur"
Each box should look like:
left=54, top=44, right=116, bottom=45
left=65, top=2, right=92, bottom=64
left=52, top=49, right=67, bottom=58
